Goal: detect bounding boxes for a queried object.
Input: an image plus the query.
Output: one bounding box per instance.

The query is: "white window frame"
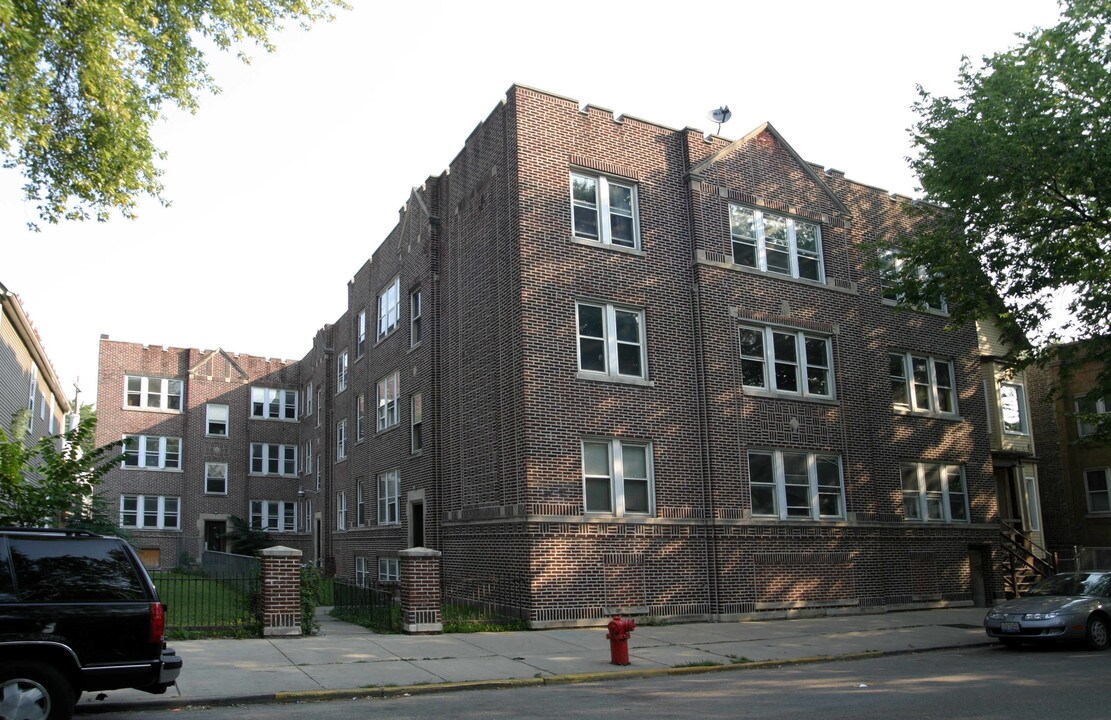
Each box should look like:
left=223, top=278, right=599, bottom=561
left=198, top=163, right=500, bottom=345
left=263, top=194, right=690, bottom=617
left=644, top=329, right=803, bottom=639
left=336, top=491, right=347, bottom=531
left=1075, top=394, right=1109, bottom=438
left=730, top=204, right=823, bottom=281
left=122, top=435, right=182, bottom=470
left=355, top=556, right=370, bottom=587
left=878, top=249, right=948, bottom=313
left=411, top=393, right=423, bottom=454
left=124, top=375, right=184, bottom=412
left=356, top=480, right=366, bottom=527
left=26, top=364, right=37, bottom=433
left=900, top=462, right=970, bottom=522
left=337, top=351, right=348, bottom=393
left=204, top=462, right=228, bottom=495
left=890, top=352, right=958, bottom=417
left=738, top=325, right=834, bottom=399
left=379, top=557, right=399, bottom=582
left=356, top=394, right=366, bottom=441
left=581, top=439, right=654, bottom=516
left=576, top=301, right=647, bottom=381
left=999, top=381, right=1030, bottom=435
left=747, top=450, right=844, bottom=520
left=249, top=499, right=296, bottom=532
left=120, top=494, right=180, bottom=530
left=304, top=440, right=313, bottom=476
left=570, top=171, right=640, bottom=250
left=250, top=442, right=298, bottom=477
left=47, top=395, right=55, bottom=433
left=1084, top=468, right=1111, bottom=514
left=250, top=386, right=298, bottom=420
left=206, top=403, right=229, bottom=437
left=336, top=419, right=347, bottom=460
left=305, top=382, right=313, bottom=416
left=377, top=371, right=400, bottom=431
left=377, top=276, right=401, bottom=339
left=356, top=310, right=367, bottom=358
left=316, top=388, right=323, bottom=427
left=410, top=287, right=422, bottom=347
left=378, top=469, right=400, bottom=525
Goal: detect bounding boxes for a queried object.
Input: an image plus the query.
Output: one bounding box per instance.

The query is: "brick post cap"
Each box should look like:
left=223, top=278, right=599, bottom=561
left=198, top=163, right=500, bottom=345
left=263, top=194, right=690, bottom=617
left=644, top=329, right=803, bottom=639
left=398, top=547, right=442, bottom=559
left=261, top=546, right=303, bottom=558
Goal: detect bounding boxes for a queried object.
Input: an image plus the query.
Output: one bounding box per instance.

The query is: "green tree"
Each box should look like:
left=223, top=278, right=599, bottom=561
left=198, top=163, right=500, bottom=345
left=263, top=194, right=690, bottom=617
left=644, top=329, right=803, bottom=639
left=0, top=411, right=124, bottom=527
left=893, top=0, right=1111, bottom=430
left=0, top=0, right=346, bottom=229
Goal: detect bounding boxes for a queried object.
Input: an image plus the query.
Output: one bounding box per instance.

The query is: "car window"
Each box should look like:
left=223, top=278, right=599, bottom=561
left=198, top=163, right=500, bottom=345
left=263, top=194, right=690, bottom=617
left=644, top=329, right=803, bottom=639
left=1026, top=572, right=1111, bottom=597
left=0, top=538, right=14, bottom=601
left=10, top=537, right=147, bottom=602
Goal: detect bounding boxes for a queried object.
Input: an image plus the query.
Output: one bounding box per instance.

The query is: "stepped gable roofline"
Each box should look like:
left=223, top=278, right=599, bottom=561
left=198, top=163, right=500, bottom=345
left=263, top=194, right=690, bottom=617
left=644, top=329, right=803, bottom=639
left=687, top=121, right=850, bottom=218
left=188, top=348, right=251, bottom=384
left=0, top=280, right=71, bottom=414
left=510, top=83, right=684, bottom=135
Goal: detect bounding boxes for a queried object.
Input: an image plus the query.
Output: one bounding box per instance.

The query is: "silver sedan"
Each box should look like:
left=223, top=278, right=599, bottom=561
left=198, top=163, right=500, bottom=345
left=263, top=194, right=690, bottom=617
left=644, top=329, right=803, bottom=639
left=985, top=571, right=1111, bottom=650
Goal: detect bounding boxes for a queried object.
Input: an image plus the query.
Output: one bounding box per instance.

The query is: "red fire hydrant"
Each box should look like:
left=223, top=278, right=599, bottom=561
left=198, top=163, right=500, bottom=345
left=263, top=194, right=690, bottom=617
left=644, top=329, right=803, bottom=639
left=606, top=615, right=636, bottom=665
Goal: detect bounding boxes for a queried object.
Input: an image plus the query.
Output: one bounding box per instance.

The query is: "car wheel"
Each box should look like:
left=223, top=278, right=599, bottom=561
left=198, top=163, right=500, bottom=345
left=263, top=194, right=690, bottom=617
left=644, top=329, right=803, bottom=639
left=1085, top=615, right=1110, bottom=651
left=999, top=638, right=1023, bottom=649
left=0, top=661, right=75, bottom=720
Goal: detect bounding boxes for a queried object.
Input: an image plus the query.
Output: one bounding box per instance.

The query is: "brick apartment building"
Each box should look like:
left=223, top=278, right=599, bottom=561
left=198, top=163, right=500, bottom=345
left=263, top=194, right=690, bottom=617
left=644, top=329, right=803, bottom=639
left=96, top=85, right=1005, bottom=626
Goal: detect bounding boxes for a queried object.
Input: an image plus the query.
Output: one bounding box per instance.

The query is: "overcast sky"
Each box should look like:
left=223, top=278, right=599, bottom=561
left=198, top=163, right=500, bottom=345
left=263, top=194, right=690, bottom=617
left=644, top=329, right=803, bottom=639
left=1, top=0, right=1063, bottom=409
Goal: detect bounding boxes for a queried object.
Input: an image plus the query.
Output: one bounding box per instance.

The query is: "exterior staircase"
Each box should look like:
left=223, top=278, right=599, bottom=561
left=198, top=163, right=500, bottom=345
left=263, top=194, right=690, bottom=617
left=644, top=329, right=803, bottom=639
left=999, top=522, right=1056, bottom=598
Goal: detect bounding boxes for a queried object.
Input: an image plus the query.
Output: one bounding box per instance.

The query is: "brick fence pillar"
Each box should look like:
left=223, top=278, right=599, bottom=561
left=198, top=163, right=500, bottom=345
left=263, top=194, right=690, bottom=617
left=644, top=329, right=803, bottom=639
left=261, top=545, right=302, bottom=637
left=399, top=547, right=443, bottom=634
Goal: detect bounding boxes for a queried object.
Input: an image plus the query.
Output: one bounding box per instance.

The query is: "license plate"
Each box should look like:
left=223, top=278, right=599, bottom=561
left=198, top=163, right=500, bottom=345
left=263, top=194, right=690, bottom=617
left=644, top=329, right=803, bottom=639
left=1000, top=622, right=1021, bottom=634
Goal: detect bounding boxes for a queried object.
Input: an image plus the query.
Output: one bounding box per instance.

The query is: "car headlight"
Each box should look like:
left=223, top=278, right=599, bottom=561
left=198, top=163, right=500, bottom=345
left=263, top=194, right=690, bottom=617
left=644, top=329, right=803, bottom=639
left=986, top=610, right=1004, bottom=620
left=1022, top=611, right=1060, bottom=620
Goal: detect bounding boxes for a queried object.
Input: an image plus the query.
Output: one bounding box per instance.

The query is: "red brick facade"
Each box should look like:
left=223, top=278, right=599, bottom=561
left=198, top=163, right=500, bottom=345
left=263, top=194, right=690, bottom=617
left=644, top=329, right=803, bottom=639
left=96, top=85, right=1002, bottom=626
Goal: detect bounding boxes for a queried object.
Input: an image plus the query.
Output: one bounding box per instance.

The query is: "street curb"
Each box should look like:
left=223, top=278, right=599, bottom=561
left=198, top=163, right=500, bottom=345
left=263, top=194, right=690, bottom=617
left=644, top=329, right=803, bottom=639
left=74, top=643, right=996, bottom=714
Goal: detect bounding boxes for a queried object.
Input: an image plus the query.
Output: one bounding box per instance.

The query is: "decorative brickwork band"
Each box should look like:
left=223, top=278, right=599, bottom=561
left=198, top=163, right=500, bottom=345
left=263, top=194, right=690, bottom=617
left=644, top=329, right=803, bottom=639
left=399, top=547, right=443, bottom=634
left=261, top=546, right=303, bottom=637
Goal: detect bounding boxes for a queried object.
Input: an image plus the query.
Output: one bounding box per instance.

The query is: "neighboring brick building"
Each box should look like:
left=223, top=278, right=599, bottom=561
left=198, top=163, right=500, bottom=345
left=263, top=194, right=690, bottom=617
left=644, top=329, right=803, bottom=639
left=0, top=280, right=71, bottom=448
left=96, top=85, right=1004, bottom=624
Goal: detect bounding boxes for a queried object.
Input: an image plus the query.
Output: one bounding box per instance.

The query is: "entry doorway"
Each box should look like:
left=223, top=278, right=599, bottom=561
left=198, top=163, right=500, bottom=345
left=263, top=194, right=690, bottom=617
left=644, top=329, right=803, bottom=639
left=969, top=546, right=989, bottom=607
left=204, top=520, right=227, bottom=552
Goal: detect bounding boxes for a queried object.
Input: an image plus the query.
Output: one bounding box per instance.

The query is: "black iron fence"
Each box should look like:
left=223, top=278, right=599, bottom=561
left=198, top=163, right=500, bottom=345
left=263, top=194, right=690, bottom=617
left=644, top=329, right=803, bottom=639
left=331, top=580, right=400, bottom=633
left=151, top=551, right=262, bottom=636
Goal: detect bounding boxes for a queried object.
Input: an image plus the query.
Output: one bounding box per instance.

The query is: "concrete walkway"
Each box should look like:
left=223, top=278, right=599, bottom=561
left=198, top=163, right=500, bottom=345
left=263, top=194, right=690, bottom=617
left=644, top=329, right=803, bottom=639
left=76, top=606, right=996, bottom=714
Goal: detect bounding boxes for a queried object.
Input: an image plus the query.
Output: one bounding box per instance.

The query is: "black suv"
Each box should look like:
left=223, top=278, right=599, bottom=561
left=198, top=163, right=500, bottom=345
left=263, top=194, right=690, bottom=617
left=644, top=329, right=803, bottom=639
left=0, top=528, right=182, bottom=720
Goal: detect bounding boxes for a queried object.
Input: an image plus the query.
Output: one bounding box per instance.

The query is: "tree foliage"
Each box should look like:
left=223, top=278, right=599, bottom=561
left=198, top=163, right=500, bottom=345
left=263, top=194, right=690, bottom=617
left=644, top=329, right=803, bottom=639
left=894, top=0, right=1111, bottom=427
left=0, top=411, right=124, bottom=527
left=0, top=0, right=346, bottom=228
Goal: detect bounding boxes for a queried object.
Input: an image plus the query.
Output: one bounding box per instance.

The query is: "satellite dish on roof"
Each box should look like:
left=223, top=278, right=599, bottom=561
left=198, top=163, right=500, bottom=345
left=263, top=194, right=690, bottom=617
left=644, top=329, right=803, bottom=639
left=708, top=106, right=732, bottom=135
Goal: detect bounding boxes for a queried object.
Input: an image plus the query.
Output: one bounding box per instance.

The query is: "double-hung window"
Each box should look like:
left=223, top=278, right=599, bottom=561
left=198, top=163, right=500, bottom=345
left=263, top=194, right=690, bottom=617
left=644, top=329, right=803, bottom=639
left=377, top=371, right=400, bottom=430
left=378, top=277, right=401, bottom=339
left=304, top=440, right=313, bottom=476
left=356, top=394, right=366, bottom=441
left=410, top=288, right=423, bottom=347
left=739, top=326, right=833, bottom=398
left=582, top=439, right=653, bottom=516
left=251, top=387, right=298, bottom=420
left=337, top=351, right=348, bottom=393
left=122, top=435, right=182, bottom=470
left=120, top=495, right=180, bottom=529
left=999, top=382, right=1030, bottom=434
left=730, top=205, right=822, bottom=281
left=336, top=420, right=347, bottom=460
left=355, top=557, right=370, bottom=587
left=878, top=249, right=947, bottom=312
left=205, top=462, right=228, bottom=494
left=900, top=462, right=969, bottom=522
left=356, top=311, right=367, bottom=357
left=206, top=403, right=229, bottom=436
left=1075, top=394, right=1109, bottom=437
left=378, top=469, right=400, bottom=525
left=336, top=492, right=347, bottom=530
left=125, top=376, right=183, bottom=411
left=250, top=443, right=297, bottom=476
left=1085, top=469, right=1110, bottom=513
left=570, top=172, right=640, bottom=249
left=379, top=557, right=399, bottom=582
left=305, top=382, right=313, bottom=416
left=411, top=393, right=423, bottom=453
left=890, top=352, right=957, bottom=416
left=250, top=500, right=296, bottom=532
left=356, top=480, right=366, bottom=526
left=748, top=450, right=844, bottom=520
left=576, top=302, right=647, bottom=380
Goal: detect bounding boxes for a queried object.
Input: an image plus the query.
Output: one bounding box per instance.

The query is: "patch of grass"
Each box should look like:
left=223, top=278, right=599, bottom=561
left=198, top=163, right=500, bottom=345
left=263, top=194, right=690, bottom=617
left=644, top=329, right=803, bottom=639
left=331, top=604, right=402, bottom=633
left=151, top=572, right=259, bottom=637
left=442, top=604, right=528, bottom=633
left=673, top=660, right=723, bottom=668
left=729, top=655, right=753, bottom=664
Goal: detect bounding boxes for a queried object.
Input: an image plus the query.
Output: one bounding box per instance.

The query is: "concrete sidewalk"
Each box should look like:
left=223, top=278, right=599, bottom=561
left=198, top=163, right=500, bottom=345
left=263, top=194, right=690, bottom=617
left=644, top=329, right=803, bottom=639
left=76, top=606, right=995, bottom=714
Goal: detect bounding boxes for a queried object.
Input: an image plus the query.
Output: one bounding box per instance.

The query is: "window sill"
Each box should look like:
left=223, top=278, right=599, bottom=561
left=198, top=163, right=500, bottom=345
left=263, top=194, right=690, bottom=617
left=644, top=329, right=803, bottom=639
left=902, top=519, right=970, bottom=525
left=881, top=298, right=949, bottom=317
left=576, top=371, right=655, bottom=388
left=892, top=408, right=962, bottom=421
left=569, top=236, right=644, bottom=256
left=248, top=472, right=300, bottom=478
left=205, top=433, right=229, bottom=439
left=121, top=467, right=183, bottom=473
left=122, top=406, right=183, bottom=415
left=249, top=417, right=300, bottom=423
left=1085, top=512, right=1111, bottom=520
left=376, top=423, right=402, bottom=435
left=742, top=390, right=839, bottom=406
left=695, top=252, right=856, bottom=295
